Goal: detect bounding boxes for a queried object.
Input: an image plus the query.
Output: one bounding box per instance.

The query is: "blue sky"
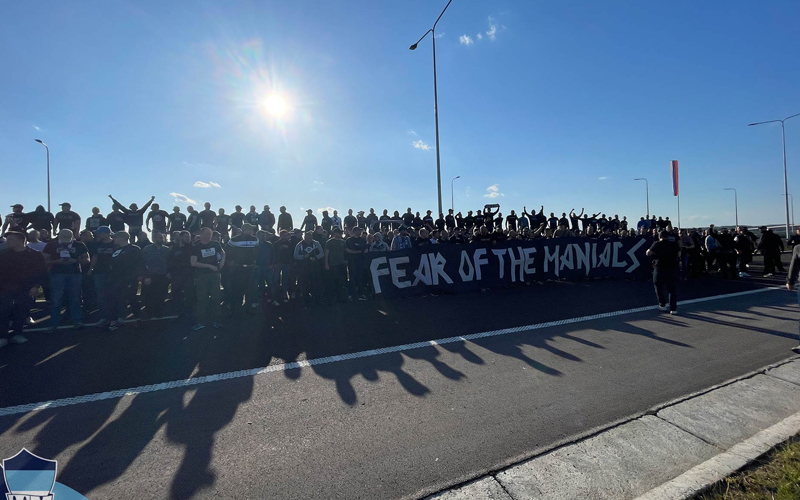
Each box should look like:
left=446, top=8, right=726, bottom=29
left=2, top=0, right=799, bottom=228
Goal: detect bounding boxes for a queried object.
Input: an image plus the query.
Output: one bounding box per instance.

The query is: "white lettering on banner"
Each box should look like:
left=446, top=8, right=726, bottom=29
left=459, top=250, right=475, bottom=281
left=592, top=243, right=598, bottom=268
left=573, top=243, right=590, bottom=276
left=544, top=245, right=560, bottom=277
left=560, top=244, right=574, bottom=271
left=389, top=257, right=411, bottom=288
left=625, top=239, right=646, bottom=273
left=508, top=247, right=524, bottom=282
left=412, top=254, right=433, bottom=286
left=429, top=253, right=453, bottom=285
left=370, top=257, right=389, bottom=294
left=612, top=242, right=627, bottom=268
left=598, top=243, right=611, bottom=268
left=523, top=247, right=537, bottom=275
left=492, top=249, right=507, bottom=279
left=474, top=248, right=489, bottom=281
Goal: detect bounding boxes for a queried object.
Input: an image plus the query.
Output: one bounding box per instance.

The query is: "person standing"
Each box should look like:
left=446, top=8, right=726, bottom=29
left=198, top=202, right=217, bottom=230
left=321, top=210, right=333, bottom=233
left=331, top=210, right=342, bottom=231
left=55, top=202, right=82, bottom=234
left=245, top=205, right=260, bottom=228
left=109, top=195, right=155, bottom=245
left=324, top=227, right=348, bottom=304
left=274, top=230, right=296, bottom=302
left=0, top=231, right=47, bottom=347
left=87, top=226, right=116, bottom=327
left=168, top=231, right=196, bottom=322
left=26, top=229, right=47, bottom=252
left=300, top=209, right=318, bottom=232
left=646, top=230, right=681, bottom=314
left=141, top=231, right=171, bottom=319
left=185, top=206, right=201, bottom=235
left=27, top=205, right=55, bottom=237
left=167, top=206, right=187, bottom=233
left=345, top=226, right=368, bottom=300
left=42, top=229, right=90, bottom=332
left=783, top=244, right=800, bottom=353
left=735, top=227, right=754, bottom=278
left=294, top=230, right=324, bottom=306
left=216, top=208, right=231, bottom=242
left=230, top=205, right=245, bottom=231
left=259, top=205, right=275, bottom=233
left=278, top=206, right=294, bottom=232
left=85, top=207, right=107, bottom=232
left=107, top=231, right=144, bottom=330
left=2, top=204, right=27, bottom=235
left=106, top=204, right=127, bottom=234
left=146, top=203, right=170, bottom=235
left=758, top=226, right=785, bottom=277
left=226, top=223, right=259, bottom=316
left=190, top=227, right=225, bottom=330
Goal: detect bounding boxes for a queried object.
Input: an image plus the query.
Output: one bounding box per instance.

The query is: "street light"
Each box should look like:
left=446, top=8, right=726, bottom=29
left=633, top=178, right=649, bottom=219
left=450, top=175, right=460, bottom=211
left=748, top=111, right=800, bottom=240
left=34, top=139, right=51, bottom=213
left=787, top=194, right=795, bottom=233
left=723, top=188, right=738, bottom=228
left=410, top=0, right=454, bottom=217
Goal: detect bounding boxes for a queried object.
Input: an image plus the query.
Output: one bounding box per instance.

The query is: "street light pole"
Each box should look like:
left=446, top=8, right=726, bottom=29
left=34, top=139, right=51, bottom=213
left=410, top=0, right=454, bottom=217
left=749, top=112, right=800, bottom=240
left=451, top=175, right=460, bottom=210
left=787, top=194, right=795, bottom=233
left=723, top=188, right=738, bottom=227
left=633, top=178, right=649, bottom=219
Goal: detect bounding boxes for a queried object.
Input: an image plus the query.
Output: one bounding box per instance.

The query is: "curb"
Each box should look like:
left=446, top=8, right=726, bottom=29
left=634, top=410, right=800, bottom=500
left=422, top=355, right=800, bottom=500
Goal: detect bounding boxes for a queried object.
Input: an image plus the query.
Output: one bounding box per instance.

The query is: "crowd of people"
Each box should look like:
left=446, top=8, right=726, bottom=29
left=0, top=196, right=792, bottom=348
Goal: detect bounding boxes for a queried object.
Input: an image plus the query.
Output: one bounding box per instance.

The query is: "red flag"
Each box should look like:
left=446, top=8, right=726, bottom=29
left=671, top=160, right=679, bottom=197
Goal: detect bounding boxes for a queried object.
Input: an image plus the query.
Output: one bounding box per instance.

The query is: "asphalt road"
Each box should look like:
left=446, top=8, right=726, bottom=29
left=0, top=258, right=798, bottom=499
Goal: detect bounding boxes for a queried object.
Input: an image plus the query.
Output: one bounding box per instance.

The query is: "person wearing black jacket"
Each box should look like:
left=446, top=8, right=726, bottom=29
left=109, top=194, right=155, bottom=245
left=758, top=226, right=785, bottom=277
left=784, top=244, right=800, bottom=354
left=167, top=231, right=195, bottom=322
left=107, top=231, right=145, bottom=330
left=0, top=231, right=47, bottom=347
left=646, top=230, right=681, bottom=314
left=277, top=206, right=293, bottom=232
left=716, top=228, right=738, bottom=279
left=27, top=205, right=55, bottom=237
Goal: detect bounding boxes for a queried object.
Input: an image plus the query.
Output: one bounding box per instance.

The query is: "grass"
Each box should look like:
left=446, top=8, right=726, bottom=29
left=693, top=434, right=800, bottom=500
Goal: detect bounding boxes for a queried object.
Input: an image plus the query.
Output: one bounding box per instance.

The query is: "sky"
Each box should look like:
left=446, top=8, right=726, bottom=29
left=2, top=0, right=800, bottom=228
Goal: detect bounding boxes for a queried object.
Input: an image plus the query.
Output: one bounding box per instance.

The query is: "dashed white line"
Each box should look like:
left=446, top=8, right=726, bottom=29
left=0, top=287, right=784, bottom=417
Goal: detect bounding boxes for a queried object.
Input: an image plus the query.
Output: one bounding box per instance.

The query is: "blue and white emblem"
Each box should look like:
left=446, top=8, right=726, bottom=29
left=3, top=448, right=56, bottom=500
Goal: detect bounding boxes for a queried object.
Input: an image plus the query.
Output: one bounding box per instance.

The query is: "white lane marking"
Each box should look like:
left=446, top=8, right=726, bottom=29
left=0, top=287, right=784, bottom=417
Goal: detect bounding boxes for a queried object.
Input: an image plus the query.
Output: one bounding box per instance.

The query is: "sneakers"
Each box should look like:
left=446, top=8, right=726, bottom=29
left=358, top=295, right=368, bottom=301
left=763, top=273, right=774, bottom=277
left=190, top=324, right=206, bottom=331
left=669, top=310, right=678, bottom=315
left=792, top=345, right=800, bottom=355
left=0, top=338, right=8, bottom=349
left=659, top=305, right=669, bottom=312
left=739, top=272, right=750, bottom=278
left=10, top=335, right=28, bottom=344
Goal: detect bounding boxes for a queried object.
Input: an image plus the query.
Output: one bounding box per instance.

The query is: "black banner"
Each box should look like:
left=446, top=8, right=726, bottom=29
left=369, top=237, right=651, bottom=298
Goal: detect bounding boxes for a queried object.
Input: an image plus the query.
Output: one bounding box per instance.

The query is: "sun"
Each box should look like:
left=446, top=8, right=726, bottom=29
left=263, top=94, right=288, bottom=117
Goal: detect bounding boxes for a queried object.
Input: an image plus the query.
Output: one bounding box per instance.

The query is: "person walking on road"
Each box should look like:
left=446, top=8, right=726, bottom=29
left=784, top=244, right=800, bottom=354
left=190, top=227, right=225, bottom=330
left=758, top=226, right=785, bottom=277
left=646, top=230, right=681, bottom=314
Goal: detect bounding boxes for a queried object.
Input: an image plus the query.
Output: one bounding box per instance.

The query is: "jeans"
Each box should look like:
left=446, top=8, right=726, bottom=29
left=143, top=274, right=170, bottom=318
left=0, top=291, right=33, bottom=337
left=228, top=266, right=256, bottom=313
left=50, top=273, right=83, bottom=329
left=653, top=268, right=677, bottom=312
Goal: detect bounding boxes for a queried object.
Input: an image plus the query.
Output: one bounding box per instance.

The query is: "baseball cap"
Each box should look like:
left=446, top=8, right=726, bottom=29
left=10, top=204, right=23, bottom=209
left=59, top=202, right=71, bottom=207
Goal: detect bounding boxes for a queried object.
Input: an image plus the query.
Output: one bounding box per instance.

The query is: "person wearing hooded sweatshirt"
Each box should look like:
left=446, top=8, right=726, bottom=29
left=27, top=205, right=55, bottom=237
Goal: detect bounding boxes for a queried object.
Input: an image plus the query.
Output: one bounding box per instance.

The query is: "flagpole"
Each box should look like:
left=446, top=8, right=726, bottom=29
left=677, top=193, right=681, bottom=230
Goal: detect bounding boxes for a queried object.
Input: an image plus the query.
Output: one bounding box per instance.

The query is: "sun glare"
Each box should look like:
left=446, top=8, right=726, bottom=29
left=263, top=94, right=288, bottom=117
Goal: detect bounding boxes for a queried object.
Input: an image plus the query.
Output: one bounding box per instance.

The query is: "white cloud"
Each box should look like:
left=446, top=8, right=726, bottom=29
left=477, top=33, right=483, bottom=40
left=486, top=23, right=497, bottom=40
left=170, top=192, right=197, bottom=205
left=459, top=34, right=473, bottom=45
left=435, top=32, right=445, bottom=39
left=194, top=181, right=221, bottom=188
left=413, top=140, right=432, bottom=151
left=483, top=184, right=505, bottom=198
left=314, top=180, right=324, bottom=185
left=317, top=206, right=336, bottom=214
left=33, top=125, right=41, bottom=131
left=598, top=176, right=608, bottom=181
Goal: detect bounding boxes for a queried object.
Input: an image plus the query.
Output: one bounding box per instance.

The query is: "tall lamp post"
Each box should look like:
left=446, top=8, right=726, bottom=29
left=787, top=193, right=795, bottom=233
left=748, top=112, right=800, bottom=240
left=450, top=175, right=460, bottom=211
left=723, top=188, right=738, bottom=228
left=410, top=0, right=454, bottom=217
left=34, top=139, right=51, bottom=213
left=633, top=178, right=649, bottom=219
